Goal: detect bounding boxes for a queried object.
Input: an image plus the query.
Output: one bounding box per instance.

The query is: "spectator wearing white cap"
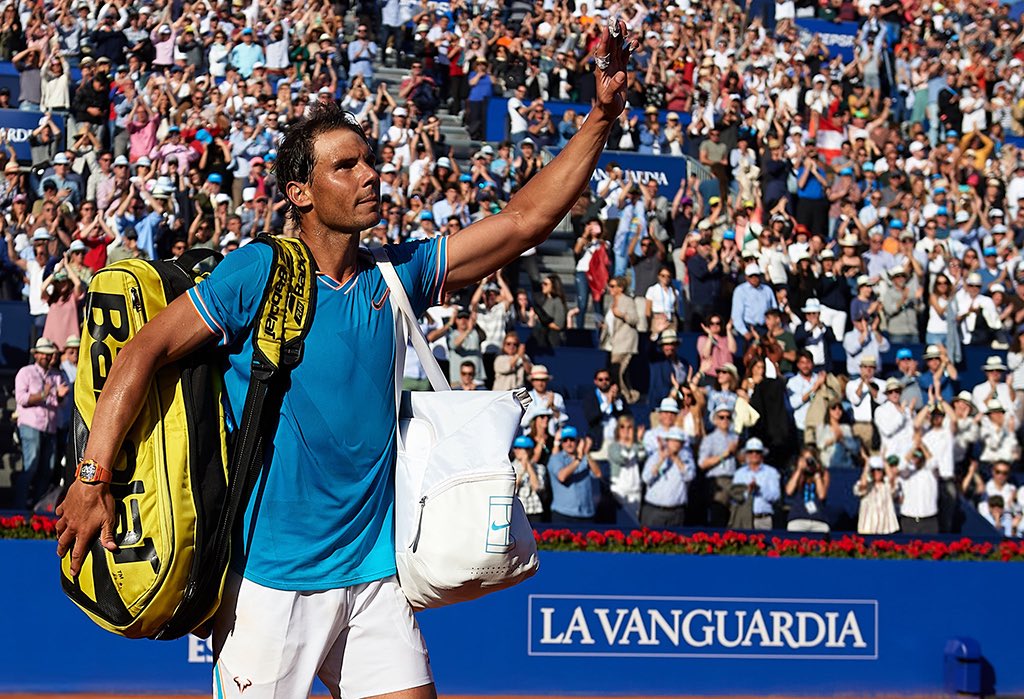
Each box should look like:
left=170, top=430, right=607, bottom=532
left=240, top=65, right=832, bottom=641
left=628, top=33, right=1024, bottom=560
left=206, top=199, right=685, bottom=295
left=522, top=364, right=568, bottom=433
left=382, top=107, right=414, bottom=167
left=875, top=377, right=916, bottom=462
left=13, top=337, right=69, bottom=509
left=730, top=262, right=777, bottom=342
left=972, top=356, right=1014, bottom=412
left=854, top=456, right=900, bottom=535
left=956, top=272, right=1001, bottom=346
left=643, top=397, right=681, bottom=455
left=641, top=427, right=695, bottom=528
left=10, top=229, right=54, bottom=337
left=730, top=438, right=781, bottom=530
left=698, top=404, right=739, bottom=527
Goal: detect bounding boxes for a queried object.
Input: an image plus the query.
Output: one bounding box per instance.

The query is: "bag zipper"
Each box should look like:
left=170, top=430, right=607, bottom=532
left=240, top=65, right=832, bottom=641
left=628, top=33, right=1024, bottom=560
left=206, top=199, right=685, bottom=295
left=410, top=470, right=514, bottom=553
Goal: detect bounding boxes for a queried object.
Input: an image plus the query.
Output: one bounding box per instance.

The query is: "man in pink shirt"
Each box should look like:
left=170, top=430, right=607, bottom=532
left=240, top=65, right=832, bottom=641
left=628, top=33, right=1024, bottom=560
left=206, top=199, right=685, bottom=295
left=14, top=338, right=69, bottom=509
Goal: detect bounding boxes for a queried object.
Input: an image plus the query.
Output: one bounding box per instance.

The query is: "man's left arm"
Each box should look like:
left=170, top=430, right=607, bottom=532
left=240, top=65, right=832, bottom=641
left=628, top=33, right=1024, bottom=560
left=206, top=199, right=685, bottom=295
left=443, top=21, right=634, bottom=291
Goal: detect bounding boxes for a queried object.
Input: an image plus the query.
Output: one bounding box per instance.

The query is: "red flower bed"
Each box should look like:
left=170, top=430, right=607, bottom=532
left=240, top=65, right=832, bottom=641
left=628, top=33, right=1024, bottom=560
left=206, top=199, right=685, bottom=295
left=0, top=515, right=57, bottom=540
left=534, top=528, right=1024, bottom=562
left=7, top=516, right=1022, bottom=562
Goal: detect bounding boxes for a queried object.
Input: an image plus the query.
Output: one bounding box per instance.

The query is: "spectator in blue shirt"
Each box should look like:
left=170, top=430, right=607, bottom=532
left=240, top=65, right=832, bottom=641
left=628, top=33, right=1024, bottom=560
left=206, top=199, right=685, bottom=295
left=548, top=426, right=599, bottom=523
left=731, top=437, right=781, bottom=530
left=228, top=28, right=265, bottom=78
left=640, top=427, right=695, bottom=528
left=466, top=58, right=494, bottom=140
left=730, top=263, right=777, bottom=342
left=698, top=404, right=739, bottom=526
left=795, top=142, right=830, bottom=237
left=917, top=344, right=957, bottom=403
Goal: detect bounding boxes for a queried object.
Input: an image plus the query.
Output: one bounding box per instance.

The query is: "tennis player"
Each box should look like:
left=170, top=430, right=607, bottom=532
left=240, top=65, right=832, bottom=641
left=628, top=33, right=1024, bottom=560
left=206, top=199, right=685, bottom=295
left=56, top=20, right=636, bottom=699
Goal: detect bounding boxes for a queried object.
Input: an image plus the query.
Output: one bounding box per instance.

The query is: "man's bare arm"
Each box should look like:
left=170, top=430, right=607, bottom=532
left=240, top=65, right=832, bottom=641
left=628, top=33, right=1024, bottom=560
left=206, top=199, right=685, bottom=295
left=443, top=20, right=634, bottom=290
left=56, top=295, right=217, bottom=575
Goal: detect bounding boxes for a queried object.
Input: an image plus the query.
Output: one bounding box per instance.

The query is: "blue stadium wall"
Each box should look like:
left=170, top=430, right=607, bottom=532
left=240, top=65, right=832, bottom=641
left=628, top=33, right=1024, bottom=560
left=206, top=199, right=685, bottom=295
left=3, top=539, right=1022, bottom=695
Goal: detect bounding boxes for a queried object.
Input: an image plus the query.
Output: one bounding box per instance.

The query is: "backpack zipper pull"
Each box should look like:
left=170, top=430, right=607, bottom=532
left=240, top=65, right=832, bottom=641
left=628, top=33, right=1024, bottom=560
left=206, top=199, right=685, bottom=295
left=410, top=496, right=427, bottom=553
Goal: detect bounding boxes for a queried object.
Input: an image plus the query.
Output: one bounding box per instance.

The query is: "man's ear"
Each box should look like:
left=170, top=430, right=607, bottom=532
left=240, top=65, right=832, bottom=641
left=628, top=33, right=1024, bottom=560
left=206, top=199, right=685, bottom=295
left=285, top=180, right=312, bottom=210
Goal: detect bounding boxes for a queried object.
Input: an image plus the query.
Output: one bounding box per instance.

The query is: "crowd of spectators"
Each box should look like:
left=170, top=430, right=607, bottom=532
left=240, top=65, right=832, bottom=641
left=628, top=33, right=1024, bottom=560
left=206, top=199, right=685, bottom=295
left=3, top=0, right=1024, bottom=537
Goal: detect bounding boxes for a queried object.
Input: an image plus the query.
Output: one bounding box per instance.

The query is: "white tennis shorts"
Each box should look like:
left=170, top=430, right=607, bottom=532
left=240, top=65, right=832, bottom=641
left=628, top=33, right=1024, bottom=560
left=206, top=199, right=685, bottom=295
left=212, top=573, right=433, bottom=698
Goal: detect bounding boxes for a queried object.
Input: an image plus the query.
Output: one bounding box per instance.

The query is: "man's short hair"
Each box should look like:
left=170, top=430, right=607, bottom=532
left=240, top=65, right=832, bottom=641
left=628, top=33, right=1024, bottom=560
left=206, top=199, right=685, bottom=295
left=460, top=360, right=476, bottom=372
left=275, top=101, right=370, bottom=224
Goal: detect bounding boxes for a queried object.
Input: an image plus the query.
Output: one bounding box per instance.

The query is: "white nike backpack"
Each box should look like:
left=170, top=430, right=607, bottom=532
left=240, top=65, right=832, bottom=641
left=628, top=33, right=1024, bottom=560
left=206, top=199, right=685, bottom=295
left=372, top=248, right=540, bottom=609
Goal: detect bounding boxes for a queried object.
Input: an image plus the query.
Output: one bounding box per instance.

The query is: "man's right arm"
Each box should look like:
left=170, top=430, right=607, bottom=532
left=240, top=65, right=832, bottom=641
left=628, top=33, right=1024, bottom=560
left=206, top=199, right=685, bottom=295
left=55, top=295, right=221, bottom=575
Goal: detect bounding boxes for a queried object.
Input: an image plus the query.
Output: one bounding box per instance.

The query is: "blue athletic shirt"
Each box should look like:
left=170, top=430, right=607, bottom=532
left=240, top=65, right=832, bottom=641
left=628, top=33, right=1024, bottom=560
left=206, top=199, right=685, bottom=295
left=187, top=237, right=449, bottom=591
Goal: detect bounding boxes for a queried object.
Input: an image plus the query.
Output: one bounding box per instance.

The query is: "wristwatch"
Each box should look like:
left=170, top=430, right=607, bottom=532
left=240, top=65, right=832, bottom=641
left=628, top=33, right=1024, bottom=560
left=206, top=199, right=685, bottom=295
left=75, top=459, right=113, bottom=485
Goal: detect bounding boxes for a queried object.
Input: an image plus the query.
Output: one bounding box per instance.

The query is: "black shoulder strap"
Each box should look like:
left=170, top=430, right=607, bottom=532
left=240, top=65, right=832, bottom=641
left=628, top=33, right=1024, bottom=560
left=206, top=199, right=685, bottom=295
left=216, top=234, right=318, bottom=568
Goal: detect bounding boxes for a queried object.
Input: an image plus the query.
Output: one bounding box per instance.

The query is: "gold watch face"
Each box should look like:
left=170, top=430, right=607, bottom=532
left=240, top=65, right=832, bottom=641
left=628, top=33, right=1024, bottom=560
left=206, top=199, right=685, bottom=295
left=79, top=462, right=98, bottom=481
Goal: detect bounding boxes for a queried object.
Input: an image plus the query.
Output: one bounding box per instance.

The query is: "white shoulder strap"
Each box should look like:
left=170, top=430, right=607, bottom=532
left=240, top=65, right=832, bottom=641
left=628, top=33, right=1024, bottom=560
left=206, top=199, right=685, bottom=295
left=370, top=246, right=451, bottom=393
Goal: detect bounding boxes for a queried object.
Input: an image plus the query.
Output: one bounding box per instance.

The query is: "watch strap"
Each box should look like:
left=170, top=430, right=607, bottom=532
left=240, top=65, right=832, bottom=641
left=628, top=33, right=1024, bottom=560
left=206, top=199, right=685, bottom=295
left=76, top=459, right=113, bottom=484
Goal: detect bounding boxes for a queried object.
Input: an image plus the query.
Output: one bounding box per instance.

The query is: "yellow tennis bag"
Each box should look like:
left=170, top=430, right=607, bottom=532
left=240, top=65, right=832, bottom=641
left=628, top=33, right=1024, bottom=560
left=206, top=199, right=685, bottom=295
left=59, top=235, right=316, bottom=640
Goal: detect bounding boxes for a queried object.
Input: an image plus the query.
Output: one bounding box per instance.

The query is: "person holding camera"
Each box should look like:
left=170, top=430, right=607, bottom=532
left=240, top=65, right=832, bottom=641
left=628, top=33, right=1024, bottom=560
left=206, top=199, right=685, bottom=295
left=785, top=447, right=831, bottom=532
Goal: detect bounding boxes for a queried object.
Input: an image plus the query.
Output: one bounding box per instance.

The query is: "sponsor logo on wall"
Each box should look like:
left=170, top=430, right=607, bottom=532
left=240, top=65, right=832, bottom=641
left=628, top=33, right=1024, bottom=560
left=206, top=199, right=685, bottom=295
left=528, top=595, right=878, bottom=659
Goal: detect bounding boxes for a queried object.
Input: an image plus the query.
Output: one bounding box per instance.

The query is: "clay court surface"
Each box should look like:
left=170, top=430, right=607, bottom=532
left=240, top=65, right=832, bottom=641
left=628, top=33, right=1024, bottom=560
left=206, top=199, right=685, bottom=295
left=0, top=691, right=950, bottom=695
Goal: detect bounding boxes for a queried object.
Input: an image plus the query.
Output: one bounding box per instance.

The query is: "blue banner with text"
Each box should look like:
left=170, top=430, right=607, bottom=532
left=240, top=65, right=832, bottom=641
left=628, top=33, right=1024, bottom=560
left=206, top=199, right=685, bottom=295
left=1, top=541, right=1020, bottom=695
left=794, top=19, right=860, bottom=62
left=0, top=108, right=65, bottom=162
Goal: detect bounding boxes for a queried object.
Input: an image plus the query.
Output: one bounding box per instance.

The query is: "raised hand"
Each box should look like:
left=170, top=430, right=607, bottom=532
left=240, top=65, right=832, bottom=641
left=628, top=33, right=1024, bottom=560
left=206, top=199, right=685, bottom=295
left=592, top=18, right=637, bottom=121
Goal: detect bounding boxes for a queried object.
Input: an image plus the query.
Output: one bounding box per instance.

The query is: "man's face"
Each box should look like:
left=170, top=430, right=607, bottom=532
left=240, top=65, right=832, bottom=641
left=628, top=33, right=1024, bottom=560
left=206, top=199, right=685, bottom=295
left=796, top=355, right=812, bottom=376
left=460, top=364, right=476, bottom=383
left=296, top=129, right=380, bottom=234
left=594, top=372, right=612, bottom=391
left=662, top=341, right=678, bottom=358
left=886, top=386, right=902, bottom=404
left=34, top=350, right=51, bottom=367
left=748, top=272, right=761, bottom=288
left=899, top=357, right=917, bottom=375
left=659, top=410, right=676, bottom=428
left=860, top=364, right=875, bottom=380
left=746, top=450, right=763, bottom=467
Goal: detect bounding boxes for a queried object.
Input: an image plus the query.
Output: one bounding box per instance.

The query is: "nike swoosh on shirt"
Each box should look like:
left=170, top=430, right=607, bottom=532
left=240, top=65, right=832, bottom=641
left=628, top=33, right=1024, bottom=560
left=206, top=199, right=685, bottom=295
left=490, top=521, right=511, bottom=531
